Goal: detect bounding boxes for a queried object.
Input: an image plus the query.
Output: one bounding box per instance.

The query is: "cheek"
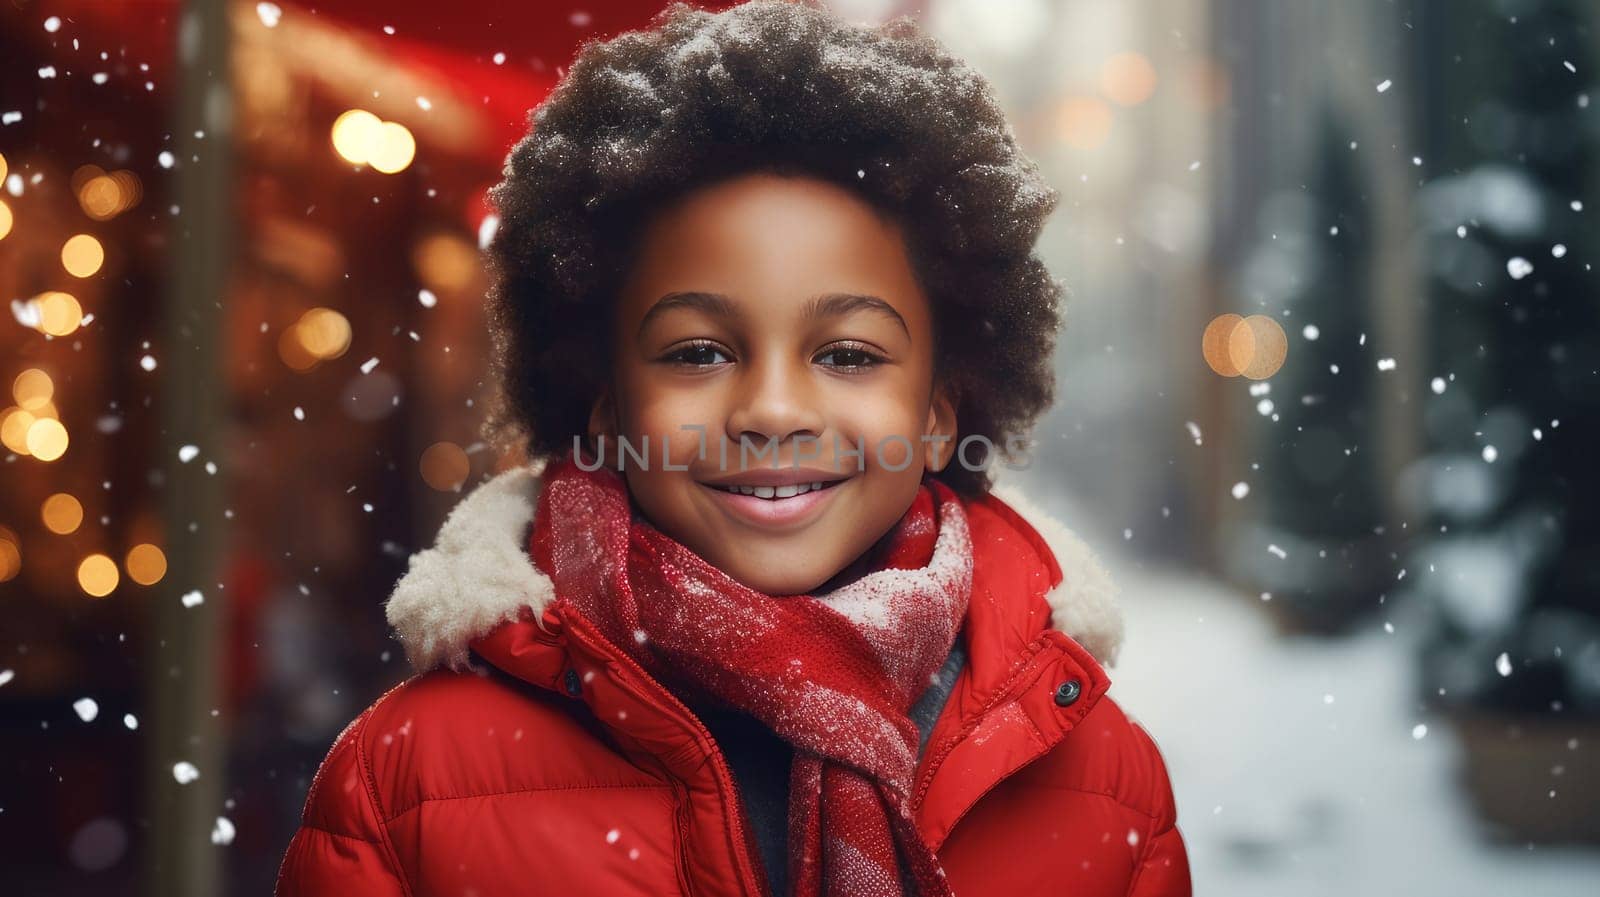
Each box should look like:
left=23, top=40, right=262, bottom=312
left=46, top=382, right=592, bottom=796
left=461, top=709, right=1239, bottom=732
left=827, top=382, right=930, bottom=468
left=620, top=385, right=720, bottom=466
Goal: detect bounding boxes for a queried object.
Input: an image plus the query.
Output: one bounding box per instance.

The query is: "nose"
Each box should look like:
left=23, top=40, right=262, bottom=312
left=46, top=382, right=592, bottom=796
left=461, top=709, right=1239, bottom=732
left=723, top=356, right=825, bottom=459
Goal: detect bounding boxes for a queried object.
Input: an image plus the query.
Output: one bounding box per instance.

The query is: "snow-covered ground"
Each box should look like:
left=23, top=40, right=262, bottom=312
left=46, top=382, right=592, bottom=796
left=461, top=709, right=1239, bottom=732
left=1106, top=559, right=1600, bottom=895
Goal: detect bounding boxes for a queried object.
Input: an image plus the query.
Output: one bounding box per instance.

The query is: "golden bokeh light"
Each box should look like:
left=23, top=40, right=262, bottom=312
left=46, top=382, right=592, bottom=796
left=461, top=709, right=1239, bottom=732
left=331, top=109, right=416, bottom=174
left=78, top=553, right=119, bottom=598
left=13, top=368, right=53, bottom=411
left=0, top=151, right=8, bottom=182
left=1189, top=56, right=1232, bottom=111
left=1202, top=314, right=1243, bottom=376
left=277, top=325, right=319, bottom=372
left=1, top=407, right=36, bottom=454
left=413, top=232, right=481, bottom=294
left=71, top=163, right=106, bottom=193
left=1100, top=52, right=1158, bottom=106
left=26, top=417, right=69, bottom=461
left=369, top=121, right=417, bottom=174
left=296, top=307, right=353, bottom=360
left=75, top=168, right=144, bottom=220
left=79, top=175, right=122, bottom=219
left=42, top=492, right=84, bottom=534
left=1203, top=313, right=1289, bottom=380
left=0, top=529, right=19, bottom=583
left=1055, top=96, right=1114, bottom=150
left=331, top=109, right=383, bottom=164
left=126, top=543, right=168, bottom=586
left=36, top=291, right=84, bottom=337
left=62, top=233, right=105, bottom=278
left=1230, top=315, right=1288, bottom=379
left=420, top=441, right=471, bottom=492
left=0, top=198, right=12, bottom=241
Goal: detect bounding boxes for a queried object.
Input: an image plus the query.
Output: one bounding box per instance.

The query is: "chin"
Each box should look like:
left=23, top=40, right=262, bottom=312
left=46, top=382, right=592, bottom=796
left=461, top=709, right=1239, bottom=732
left=719, top=560, right=830, bottom=597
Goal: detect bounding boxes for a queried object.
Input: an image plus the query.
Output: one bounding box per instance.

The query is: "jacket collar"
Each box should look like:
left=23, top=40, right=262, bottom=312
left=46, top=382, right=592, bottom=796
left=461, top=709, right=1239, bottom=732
left=384, top=457, right=1125, bottom=676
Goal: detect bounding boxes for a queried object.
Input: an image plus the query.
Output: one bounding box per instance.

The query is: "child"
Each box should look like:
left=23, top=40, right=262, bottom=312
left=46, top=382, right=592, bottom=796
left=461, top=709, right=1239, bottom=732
left=275, top=2, right=1189, bottom=895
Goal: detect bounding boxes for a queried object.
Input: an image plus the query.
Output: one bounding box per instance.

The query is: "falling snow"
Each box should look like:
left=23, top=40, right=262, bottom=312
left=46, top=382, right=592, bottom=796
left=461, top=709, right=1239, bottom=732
left=256, top=2, right=282, bottom=28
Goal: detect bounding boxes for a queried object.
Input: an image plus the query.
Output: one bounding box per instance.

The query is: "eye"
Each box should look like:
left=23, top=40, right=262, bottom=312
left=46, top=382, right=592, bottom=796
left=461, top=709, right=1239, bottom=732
left=662, top=340, right=731, bottom=367
left=815, top=343, right=885, bottom=370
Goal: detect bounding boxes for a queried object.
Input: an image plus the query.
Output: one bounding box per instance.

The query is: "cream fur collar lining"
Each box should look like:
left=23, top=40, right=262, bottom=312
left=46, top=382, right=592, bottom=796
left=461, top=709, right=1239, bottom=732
left=384, top=460, right=1125, bottom=675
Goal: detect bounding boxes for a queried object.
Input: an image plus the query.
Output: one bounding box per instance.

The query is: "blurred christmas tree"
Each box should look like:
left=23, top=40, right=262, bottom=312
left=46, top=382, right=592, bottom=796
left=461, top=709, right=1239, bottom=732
left=1226, top=103, right=1395, bottom=634
left=1404, top=0, right=1600, bottom=843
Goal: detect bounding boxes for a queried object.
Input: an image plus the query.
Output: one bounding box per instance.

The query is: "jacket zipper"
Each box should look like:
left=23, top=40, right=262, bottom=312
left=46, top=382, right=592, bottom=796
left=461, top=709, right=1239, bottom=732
left=563, top=610, right=768, bottom=897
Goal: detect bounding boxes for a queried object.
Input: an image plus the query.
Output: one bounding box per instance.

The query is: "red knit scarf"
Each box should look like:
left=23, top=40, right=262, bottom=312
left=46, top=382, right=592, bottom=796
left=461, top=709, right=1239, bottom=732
left=529, top=450, right=972, bottom=897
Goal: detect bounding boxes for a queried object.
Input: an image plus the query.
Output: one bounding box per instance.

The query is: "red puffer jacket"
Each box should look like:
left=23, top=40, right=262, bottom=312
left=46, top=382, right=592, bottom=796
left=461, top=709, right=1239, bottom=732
left=275, top=462, right=1191, bottom=896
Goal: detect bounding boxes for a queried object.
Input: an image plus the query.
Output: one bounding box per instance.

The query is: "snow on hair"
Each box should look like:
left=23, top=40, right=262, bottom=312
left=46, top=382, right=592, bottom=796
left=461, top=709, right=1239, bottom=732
left=480, top=0, right=1065, bottom=497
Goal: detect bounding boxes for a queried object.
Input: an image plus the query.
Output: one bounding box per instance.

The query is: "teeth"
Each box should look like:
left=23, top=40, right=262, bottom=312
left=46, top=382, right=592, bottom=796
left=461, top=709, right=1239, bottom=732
left=714, top=480, right=834, bottom=499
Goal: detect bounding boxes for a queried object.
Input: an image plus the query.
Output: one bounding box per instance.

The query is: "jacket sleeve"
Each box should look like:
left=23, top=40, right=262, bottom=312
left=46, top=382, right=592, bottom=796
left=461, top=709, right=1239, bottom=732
left=1124, top=722, right=1192, bottom=897
left=274, top=709, right=411, bottom=897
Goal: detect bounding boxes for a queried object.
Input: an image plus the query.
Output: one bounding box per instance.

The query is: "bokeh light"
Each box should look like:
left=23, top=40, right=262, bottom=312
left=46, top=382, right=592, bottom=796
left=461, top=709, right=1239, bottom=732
left=125, top=543, right=167, bottom=586
left=13, top=368, right=53, bottom=411
left=331, top=109, right=415, bottom=173
left=0, top=407, right=35, bottom=454
left=296, top=308, right=353, bottom=360
left=35, top=291, right=84, bottom=337
left=413, top=232, right=481, bottom=294
left=1202, top=313, right=1244, bottom=377
left=420, top=441, right=471, bottom=491
left=1100, top=52, right=1158, bottom=106
left=331, top=109, right=383, bottom=164
left=41, top=493, right=84, bottom=534
left=0, top=198, right=12, bottom=241
left=0, top=530, right=18, bottom=583
left=369, top=121, right=417, bottom=174
left=73, top=165, right=143, bottom=220
left=26, top=417, right=69, bottom=461
left=279, top=307, right=353, bottom=371
left=1055, top=95, right=1114, bottom=150
left=1203, top=313, right=1288, bottom=380
left=62, top=234, right=105, bottom=278
left=77, top=553, right=119, bottom=598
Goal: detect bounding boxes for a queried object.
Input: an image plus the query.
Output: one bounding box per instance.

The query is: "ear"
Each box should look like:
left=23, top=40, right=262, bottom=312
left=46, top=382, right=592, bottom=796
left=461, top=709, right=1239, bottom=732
left=586, top=387, right=618, bottom=461
left=921, top=379, right=959, bottom=473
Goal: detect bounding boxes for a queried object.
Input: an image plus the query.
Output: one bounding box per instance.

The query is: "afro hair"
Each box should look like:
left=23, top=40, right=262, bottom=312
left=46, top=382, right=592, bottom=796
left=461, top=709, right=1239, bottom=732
left=480, top=0, right=1064, bottom=496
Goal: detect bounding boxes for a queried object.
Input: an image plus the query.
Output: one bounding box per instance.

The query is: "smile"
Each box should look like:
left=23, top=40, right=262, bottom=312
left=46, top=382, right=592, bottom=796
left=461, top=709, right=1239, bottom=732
left=697, top=477, right=849, bottom=528
left=706, top=480, right=838, bottom=499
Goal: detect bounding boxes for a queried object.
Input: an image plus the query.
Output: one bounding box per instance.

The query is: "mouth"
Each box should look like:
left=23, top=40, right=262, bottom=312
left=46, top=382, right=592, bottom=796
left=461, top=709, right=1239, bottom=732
left=697, top=477, right=850, bottom=528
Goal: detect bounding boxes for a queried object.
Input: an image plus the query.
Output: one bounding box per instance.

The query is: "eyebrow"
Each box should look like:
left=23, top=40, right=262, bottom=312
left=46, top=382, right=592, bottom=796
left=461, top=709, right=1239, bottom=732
left=636, top=290, right=910, bottom=338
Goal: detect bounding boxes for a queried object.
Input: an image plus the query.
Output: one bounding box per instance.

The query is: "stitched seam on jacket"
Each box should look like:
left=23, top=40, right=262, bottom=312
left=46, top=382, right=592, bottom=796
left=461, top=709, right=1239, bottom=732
left=356, top=697, right=418, bottom=897
left=1023, top=784, right=1163, bottom=820
left=383, top=782, right=675, bottom=825
left=1123, top=813, right=1177, bottom=895
left=297, top=822, right=388, bottom=844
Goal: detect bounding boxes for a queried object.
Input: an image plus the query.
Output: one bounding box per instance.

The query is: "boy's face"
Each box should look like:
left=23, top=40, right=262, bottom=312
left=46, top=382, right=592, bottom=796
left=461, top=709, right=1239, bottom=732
left=592, top=171, right=957, bottom=596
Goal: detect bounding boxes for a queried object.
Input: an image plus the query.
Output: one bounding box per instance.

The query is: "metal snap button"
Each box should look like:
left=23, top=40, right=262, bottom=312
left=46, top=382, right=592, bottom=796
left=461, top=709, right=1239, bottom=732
left=1053, top=678, right=1082, bottom=707
left=563, top=668, right=582, bottom=697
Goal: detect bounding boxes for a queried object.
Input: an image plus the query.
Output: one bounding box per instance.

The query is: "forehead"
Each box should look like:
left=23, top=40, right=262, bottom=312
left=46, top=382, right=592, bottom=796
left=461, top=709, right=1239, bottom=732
left=617, top=172, right=928, bottom=323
